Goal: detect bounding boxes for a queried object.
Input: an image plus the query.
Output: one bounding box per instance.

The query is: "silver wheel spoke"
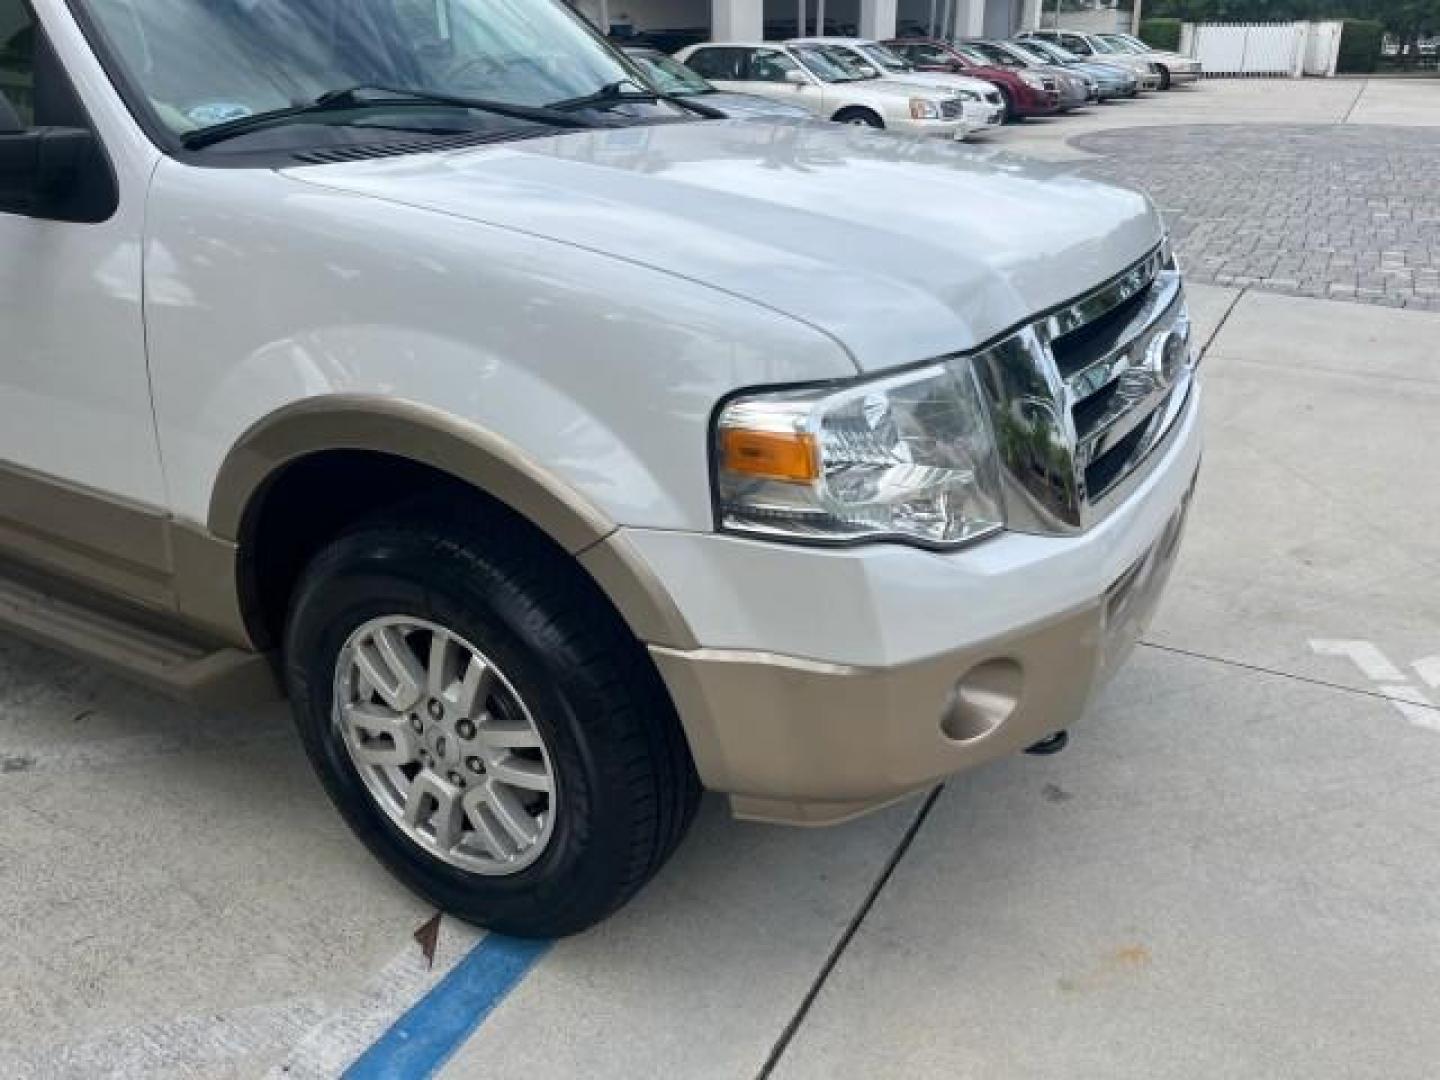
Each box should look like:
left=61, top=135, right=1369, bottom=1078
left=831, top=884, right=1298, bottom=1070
left=489, top=753, right=552, bottom=793
left=344, top=703, right=419, bottom=766
left=404, top=773, right=465, bottom=852
left=461, top=790, right=513, bottom=859
left=483, top=782, right=541, bottom=848
left=454, top=655, right=494, bottom=717
left=355, top=625, right=425, bottom=712
left=476, top=717, right=542, bottom=750
left=426, top=630, right=454, bottom=698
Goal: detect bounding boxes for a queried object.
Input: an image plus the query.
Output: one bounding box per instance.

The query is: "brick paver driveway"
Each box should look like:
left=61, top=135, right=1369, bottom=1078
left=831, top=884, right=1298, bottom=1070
left=1070, top=124, right=1440, bottom=310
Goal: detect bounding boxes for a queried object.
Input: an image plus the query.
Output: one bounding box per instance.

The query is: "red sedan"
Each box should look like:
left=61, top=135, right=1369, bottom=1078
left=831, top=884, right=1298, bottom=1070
left=883, top=38, right=1061, bottom=120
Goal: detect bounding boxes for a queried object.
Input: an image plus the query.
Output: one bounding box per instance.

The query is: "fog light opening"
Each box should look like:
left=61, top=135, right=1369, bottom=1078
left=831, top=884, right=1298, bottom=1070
left=941, top=658, right=1023, bottom=744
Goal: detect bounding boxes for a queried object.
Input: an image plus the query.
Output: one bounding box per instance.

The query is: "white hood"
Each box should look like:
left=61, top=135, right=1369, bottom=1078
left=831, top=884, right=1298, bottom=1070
left=284, top=120, right=1163, bottom=371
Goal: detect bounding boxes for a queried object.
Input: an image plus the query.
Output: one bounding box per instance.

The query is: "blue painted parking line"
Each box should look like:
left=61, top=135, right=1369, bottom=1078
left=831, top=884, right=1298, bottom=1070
left=344, top=934, right=552, bottom=1080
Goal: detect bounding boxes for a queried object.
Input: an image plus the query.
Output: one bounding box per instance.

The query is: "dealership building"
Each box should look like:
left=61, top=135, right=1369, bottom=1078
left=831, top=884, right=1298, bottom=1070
left=567, top=0, right=1134, bottom=48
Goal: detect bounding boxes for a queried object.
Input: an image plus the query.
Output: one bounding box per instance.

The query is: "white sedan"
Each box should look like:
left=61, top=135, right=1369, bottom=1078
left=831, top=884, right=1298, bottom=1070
left=789, top=37, right=1006, bottom=134
left=675, top=41, right=972, bottom=138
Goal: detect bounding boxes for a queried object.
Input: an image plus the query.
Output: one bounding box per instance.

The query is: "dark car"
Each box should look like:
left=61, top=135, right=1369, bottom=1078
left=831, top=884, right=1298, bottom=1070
left=883, top=37, right=1059, bottom=120
left=964, top=39, right=1093, bottom=110
left=1007, top=37, right=1138, bottom=100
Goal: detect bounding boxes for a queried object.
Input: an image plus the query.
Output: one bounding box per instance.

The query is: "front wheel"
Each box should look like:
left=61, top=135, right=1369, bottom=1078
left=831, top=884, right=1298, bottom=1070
left=1156, top=66, right=1172, bottom=90
left=997, top=86, right=1016, bottom=123
left=283, top=511, right=701, bottom=938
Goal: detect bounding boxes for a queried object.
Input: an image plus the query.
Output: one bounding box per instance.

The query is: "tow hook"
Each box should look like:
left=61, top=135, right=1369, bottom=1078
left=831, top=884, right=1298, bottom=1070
left=1025, top=730, right=1069, bottom=756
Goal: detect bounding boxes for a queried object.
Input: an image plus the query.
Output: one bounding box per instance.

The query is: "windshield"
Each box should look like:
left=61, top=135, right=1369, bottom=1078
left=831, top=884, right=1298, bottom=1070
left=790, top=44, right=868, bottom=82
left=1103, top=34, right=1149, bottom=53
left=1009, top=41, right=1055, bottom=64
left=856, top=43, right=913, bottom=74
left=964, top=41, right=1027, bottom=68
left=75, top=0, right=646, bottom=142
left=627, top=50, right=712, bottom=96
left=1027, top=40, right=1080, bottom=63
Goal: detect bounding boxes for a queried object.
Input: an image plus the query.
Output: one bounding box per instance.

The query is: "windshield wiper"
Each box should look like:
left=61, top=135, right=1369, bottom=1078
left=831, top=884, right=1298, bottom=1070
left=181, top=84, right=597, bottom=150
left=548, top=79, right=726, bottom=121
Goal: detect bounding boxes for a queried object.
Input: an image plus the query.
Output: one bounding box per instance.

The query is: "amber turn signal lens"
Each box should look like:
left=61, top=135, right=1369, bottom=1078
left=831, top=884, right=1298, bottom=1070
left=720, top=428, right=820, bottom=483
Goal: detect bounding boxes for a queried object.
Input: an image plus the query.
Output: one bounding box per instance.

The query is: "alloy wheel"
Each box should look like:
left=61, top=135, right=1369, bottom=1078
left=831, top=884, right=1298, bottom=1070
left=333, top=616, right=557, bottom=876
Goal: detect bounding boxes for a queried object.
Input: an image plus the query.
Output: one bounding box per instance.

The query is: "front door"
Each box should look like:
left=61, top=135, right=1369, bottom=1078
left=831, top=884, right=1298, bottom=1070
left=0, top=0, right=169, bottom=597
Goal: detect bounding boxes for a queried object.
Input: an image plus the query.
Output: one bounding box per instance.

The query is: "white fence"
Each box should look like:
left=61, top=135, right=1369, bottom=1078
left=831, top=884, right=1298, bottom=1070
left=1179, top=20, right=1343, bottom=77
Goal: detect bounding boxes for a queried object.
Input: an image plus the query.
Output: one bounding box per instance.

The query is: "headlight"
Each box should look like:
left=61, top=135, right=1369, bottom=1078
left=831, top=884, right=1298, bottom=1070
left=713, top=360, right=1004, bottom=548
left=909, top=98, right=942, bottom=119
left=1019, top=70, right=1047, bottom=90
left=956, top=88, right=979, bottom=101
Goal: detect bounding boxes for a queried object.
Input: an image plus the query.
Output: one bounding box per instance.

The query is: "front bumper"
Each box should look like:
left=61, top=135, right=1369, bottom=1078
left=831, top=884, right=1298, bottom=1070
left=891, top=115, right=968, bottom=138
left=640, top=382, right=1203, bottom=826
left=961, top=100, right=1005, bottom=133
left=1166, top=67, right=1203, bottom=84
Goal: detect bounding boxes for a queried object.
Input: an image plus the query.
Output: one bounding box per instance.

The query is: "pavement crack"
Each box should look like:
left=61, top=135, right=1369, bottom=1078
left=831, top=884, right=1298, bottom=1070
left=1199, top=283, right=1249, bottom=360
left=1340, top=78, right=1369, bottom=124
left=755, top=787, right=943, bottom=1079
left=1138, top=641, right=1440, bottom=713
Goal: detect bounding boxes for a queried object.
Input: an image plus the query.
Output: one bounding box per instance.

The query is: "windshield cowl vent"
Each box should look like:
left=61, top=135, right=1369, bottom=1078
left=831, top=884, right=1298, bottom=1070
left=290, top=130, right=520, bottom=165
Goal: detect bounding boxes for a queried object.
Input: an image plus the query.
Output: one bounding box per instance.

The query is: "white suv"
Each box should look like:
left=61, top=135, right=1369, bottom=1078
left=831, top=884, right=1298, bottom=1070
left=676, top=40, right=970, bottom=136
left=1, top=0, right=1200, bottom=936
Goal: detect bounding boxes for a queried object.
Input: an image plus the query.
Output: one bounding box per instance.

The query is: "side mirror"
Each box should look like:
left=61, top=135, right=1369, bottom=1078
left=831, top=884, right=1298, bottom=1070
left=784, top=69, right=809, bottom=86
left=0, top=127, right=93, bottom=217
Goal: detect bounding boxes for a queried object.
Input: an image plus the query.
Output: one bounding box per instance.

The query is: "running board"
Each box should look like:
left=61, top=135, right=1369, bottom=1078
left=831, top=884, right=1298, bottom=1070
left=0, top=571, right=281, bottom=708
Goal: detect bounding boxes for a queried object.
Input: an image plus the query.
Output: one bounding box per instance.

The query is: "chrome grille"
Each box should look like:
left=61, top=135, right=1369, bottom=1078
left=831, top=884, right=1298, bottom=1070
left=970, top=244, right=1196, bottom=535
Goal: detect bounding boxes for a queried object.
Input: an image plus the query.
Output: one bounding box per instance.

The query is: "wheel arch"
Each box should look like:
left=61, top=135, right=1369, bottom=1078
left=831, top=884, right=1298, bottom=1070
left=831, top=105, right=884, bottom=127
left=209, top=395, right=697, bottom=654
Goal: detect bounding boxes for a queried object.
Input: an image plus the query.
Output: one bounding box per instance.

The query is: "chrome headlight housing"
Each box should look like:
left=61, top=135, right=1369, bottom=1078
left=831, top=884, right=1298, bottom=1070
left=713, top=359, right=1004, bottom=549
left=1019, top=70, right=1048, bottom=90
left=956, top=88, right=980, bottom=101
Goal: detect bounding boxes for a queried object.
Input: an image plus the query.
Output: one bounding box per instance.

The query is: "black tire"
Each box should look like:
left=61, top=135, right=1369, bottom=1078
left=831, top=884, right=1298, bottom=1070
left=997, top=86, right=1016, bottom=123
left=1156, top=65, right=1171, bottom=90
left=283, top=506, right=701, bottom=938
left=832, top=107, right=884, bottom=128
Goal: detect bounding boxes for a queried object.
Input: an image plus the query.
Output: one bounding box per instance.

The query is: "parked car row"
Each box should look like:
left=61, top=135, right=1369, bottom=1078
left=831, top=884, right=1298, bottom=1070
left=619, top=33, right=1201, bottom=138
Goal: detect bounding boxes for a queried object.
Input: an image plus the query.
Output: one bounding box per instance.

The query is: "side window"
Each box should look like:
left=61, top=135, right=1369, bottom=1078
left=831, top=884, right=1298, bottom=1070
left=906, top=44, right=949, bottom=66
left=747, top=48, right=800, bottom=83
left=1061, top=35, right=1091, bottom=55
left=686, top=48, right=737, bottom=80
left=0, top=0, right=34, bottom=128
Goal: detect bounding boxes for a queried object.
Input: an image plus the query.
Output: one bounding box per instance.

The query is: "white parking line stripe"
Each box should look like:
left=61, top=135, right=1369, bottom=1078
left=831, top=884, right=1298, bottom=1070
left=0, top=918, right=484, bottom=1079
left=1309, top=640, right=1408, bottom=683
left=1377, top=684, right=1440, bottom=733
left=265, top=916, right=484, bottom=1079
left=1414, top=656, right=1440, bottom=690
left=0, top=999, right=329, bottom=1079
